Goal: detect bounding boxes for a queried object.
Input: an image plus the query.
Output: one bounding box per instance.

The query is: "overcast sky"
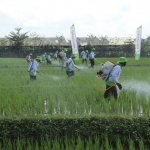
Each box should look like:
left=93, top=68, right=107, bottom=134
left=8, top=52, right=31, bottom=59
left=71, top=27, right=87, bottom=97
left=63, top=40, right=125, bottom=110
left=0, top=0, right=149, bottom=38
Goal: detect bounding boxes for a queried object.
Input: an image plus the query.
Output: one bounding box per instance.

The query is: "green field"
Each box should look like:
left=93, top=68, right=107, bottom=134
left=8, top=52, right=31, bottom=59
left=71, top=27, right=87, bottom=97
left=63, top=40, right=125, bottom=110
left=0, top=57, right=150, bottom=119
left=0, top=57, right=150, bottom=149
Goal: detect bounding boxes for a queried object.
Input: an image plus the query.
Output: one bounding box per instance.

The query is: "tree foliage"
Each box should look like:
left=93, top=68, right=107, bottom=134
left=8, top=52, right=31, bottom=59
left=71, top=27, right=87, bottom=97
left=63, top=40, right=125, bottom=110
left=5, top=28, right=29, bottom=52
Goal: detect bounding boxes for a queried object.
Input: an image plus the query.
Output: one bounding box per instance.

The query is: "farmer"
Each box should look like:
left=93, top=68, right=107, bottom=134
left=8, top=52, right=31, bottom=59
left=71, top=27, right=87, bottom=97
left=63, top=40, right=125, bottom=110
left=104, top=57, right=127, bottom=100
left=46, top=53, right=52, bottom=64
left=85, top=50, right=89, bottom=59
left=80, top=50, right=84, bottom=58
left=53, top=51, right=58, bottom=60
left=80, top=50, right=88, bottom=65
left=41, top=53, right=46, bottom=61
left=66, top=54, right=80, bottom=78
left=27, top=53, right=32, bottom=63
left=89, top=48, right=96, bottom=68
left=61, top=49, right=67, bottom=70
left=27, top=57, right=41, bottom=80
left=58, top=50, right=64, bottom=62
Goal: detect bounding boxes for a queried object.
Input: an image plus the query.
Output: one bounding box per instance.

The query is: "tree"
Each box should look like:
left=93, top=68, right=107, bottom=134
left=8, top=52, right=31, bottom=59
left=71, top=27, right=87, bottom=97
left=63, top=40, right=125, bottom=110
left=5, top=28, right=29, bottom=54
left=141, top=37, right=150, bottom=57
left=28, top=32, right=43, bottom=51
left=121, top=38, right=135, bottom=57
left=0, top=38, right=7, bottom=47
left=87, top=34, right=97, bottom=46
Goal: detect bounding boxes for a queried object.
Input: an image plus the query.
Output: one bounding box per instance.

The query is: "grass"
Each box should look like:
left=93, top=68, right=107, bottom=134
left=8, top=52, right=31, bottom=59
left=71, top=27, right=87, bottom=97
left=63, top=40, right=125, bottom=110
left=0, top=57, right=150, bottom=148
left=0, top=136, right=149, bottom=150
left=0, top=57, right=150, bottom=119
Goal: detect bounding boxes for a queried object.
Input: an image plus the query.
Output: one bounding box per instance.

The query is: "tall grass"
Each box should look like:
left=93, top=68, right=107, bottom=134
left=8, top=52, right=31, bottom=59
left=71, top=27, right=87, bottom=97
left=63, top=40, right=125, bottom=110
left=1, top=135, right=148, bottom=150
left=0, top=58, right=150, bottom=118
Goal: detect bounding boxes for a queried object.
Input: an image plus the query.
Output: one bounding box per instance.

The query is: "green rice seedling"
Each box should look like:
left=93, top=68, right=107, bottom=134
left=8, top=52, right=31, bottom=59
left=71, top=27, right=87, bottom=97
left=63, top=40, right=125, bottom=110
left=148, top=100, right=150, bottom=117
left=99, top=97, right=107, bottom=115
left=92, top=101, right=101, bottom=115
left=128, top=138, right=136, bottom=150
left=3, top=139, right=12, bottom=150
left=36, top=94, right=45, bottom=115
left=74, top=136, right=85, bottom=150
left=73, top=94, right=83, bottom=115
left=85, top=138, right=94, bottom=150
left=116, top=136, right=124, bottom=150
left=141, top=98, right=150, bottom=116
left=58, top=96, right=66, bottom=115
left=1, top=58, right=150, bottom=118
left=109, top=97, right=120, bottom=115
left=45, top=94, right=53, bottom=115
left=104, top=135, right=113, bottom=150
left=138, top=138, right=146, bottom=150
left=121, top=91, right=132, bottom=116
left=44, top=136, right=52, bottom=150
left=53, top=95, right=61, bottom=115
left=137, top=95, right=145, bottom=116
left=35, top=141, right=40, bottom=150
left=69, top=95, right=78, bottom=115
left=94, top=136, right=101, bottom=150
left=52, top=138, right=61, bottom=150
left=129, top=92, right=139, bottom=116
left=26, top=139, right=33, bottom=150
left=104, top=101, right=111, bottom=115
left=16, top=137, right=24, bottom=150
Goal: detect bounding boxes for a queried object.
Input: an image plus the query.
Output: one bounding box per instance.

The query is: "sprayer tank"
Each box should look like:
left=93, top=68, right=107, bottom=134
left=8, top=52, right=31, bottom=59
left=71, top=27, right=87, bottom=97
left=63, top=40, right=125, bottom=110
left=101, top=61, right=114, bottom=75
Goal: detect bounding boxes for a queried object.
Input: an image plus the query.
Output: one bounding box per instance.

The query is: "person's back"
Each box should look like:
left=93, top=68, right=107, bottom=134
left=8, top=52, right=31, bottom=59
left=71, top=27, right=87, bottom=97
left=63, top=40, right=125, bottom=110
left=104, top=57, right=127, bottom=100
left=89, top=51, right=95, bottom=59
left=107, top=65, right=122, bottom=84
left=28, top=59, right=38, bottom=73
left=47, top=55, right=49, bottom=60
left=66, top=54, right=80, bottom=77
left=54, top=52, right=57, bottom=58
left=82, top=51, right=86, bottom=59
left=89, top=48, right=95, bottom=68
left=66, top=58, right=74, bottom=70
left=62, top=52, right=67, bottom=60
left=42, top=54, right=46, bottom=61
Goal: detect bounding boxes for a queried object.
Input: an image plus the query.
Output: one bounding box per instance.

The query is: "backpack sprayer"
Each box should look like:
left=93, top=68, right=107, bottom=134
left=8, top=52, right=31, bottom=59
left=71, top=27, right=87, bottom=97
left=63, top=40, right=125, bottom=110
left=97, top=60, right=115, bottom=81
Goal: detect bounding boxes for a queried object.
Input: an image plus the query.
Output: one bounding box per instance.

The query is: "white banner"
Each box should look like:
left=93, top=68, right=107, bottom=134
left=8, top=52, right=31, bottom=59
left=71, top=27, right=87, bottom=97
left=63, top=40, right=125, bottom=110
left=135, top=26, right=142, bottom=60
left=70, top=24, right=79, bottom=55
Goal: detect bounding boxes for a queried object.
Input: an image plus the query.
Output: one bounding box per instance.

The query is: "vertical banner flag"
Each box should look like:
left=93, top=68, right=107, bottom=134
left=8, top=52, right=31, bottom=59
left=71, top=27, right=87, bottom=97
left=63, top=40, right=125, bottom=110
left=70, top=24, right=79, bottom=60
left=135, top=26, right=142, bottom=60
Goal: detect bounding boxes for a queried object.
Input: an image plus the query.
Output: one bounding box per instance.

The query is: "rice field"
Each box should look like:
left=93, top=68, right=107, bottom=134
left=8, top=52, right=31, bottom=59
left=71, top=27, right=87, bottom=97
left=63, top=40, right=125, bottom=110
left=0, top=57, right=150, bottom=119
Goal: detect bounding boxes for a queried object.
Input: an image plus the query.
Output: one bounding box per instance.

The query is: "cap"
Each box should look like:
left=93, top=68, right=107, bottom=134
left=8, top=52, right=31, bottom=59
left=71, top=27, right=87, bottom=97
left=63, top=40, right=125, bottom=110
left=117, top=57, right=127, bottom=63
left=35, top=56, right=42, bottom=61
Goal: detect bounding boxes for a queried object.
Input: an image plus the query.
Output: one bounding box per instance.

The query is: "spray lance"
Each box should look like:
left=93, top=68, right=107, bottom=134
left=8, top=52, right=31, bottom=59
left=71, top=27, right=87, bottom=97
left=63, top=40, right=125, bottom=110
left=94, top=58, right=103, bottom=65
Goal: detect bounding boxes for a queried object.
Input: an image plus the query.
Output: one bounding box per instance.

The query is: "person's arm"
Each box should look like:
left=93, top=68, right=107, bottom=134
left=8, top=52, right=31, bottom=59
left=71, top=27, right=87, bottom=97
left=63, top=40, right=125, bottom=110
left=74, top=64, right=80, bottom=70
left=27, top=61, right=32, bottom=71
left=35, top=62, right=39, bottom=73
left=70, top=60, right=79, bottom=70
left=111, top=67, right=122, bottom=89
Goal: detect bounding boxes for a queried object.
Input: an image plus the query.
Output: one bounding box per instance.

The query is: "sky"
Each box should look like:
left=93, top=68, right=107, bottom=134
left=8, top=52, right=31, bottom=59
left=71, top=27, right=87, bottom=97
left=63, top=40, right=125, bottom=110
left=0, top=0, right=149, bottom=39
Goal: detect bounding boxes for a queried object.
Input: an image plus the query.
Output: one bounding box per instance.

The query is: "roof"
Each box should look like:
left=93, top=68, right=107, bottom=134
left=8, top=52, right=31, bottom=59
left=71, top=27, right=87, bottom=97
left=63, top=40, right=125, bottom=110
left=108, top=37, right=135, bottom=45
left=0, top=37, right=134, bottom=46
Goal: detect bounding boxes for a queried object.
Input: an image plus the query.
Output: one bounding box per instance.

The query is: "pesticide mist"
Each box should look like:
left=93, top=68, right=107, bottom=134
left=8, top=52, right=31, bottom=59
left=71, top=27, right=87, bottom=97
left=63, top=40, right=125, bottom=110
left=122, top=79, right=150, bottom=97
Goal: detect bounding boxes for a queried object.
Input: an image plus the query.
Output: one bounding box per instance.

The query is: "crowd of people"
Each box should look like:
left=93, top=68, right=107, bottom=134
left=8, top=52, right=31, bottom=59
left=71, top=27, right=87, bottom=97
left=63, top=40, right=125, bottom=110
left=26, top=48, right=128, bottom=100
